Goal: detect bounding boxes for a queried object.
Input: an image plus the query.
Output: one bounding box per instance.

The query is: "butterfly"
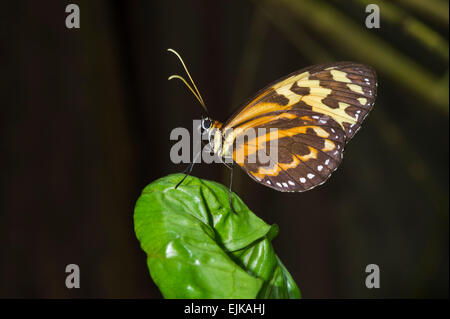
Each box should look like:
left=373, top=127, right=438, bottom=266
left=168, top=49, right=377, bottom=195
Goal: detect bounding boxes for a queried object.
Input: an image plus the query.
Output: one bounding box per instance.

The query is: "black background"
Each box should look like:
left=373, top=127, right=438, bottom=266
left=1, top=0, right=448, bottom=298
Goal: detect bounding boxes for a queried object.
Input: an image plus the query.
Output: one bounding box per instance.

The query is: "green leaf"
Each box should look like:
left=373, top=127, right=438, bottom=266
left=134, top=173, right=301, bottom=299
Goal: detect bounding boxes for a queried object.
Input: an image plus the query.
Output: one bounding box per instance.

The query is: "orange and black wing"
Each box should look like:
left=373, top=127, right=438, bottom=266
left=222, top=62, right=377, bottom=192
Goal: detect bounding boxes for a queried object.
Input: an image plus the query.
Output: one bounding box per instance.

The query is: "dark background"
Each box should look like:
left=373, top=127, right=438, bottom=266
left=1, top=0, right=448, bottom=298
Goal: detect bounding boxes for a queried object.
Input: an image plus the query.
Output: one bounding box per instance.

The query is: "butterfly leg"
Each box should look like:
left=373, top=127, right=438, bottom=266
left=175, top=162, right=195, bottom=189
left=175, top=150, right=201, bottom=189
left=228, top=162, right=238, bottom=215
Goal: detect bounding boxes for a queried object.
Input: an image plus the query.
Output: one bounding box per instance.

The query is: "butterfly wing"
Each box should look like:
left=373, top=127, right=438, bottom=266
left=222, top=62, right=377, bottom=192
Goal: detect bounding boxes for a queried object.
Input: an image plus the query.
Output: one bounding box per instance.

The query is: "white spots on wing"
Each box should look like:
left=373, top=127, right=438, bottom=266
left=282, top=182, right=288, bottom=188
left=325, top=159, right=330, bottom=165
left=312, top=115, right=320, bottom=120
left=334, top=150, right=339, bottom=155
left=288, top=180, right=295, bottom=186
left=300, top=177, right=306, bottom=183
left=319, top=119, right=327, bottom=124
left=276, top=182, right=282, bottom=187
left=317, top=165, right=323, bottom=172
left=266, top=180, right=271, bottom=185
left=335, top=135, right=339, bottom=139
left=307, top=173, right=315, bottom=179
left=331, top=128, right=335, bottom=133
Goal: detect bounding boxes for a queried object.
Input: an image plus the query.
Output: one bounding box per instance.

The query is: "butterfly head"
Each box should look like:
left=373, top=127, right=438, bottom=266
left=201, top=116, right=212, bottom=132
left=200, top=116, right=224, bottom=155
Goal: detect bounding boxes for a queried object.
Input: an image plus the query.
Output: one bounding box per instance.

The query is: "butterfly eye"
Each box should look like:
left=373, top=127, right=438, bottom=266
left=202, top=118, right=212, bottom=130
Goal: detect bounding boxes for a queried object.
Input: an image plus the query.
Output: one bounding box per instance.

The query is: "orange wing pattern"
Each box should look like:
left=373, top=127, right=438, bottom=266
left=220, top=62, right=377, bottom=192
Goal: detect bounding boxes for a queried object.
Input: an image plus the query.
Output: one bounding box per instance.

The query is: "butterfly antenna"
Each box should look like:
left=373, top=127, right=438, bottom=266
left=167, top=48, right=208, bottom=112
